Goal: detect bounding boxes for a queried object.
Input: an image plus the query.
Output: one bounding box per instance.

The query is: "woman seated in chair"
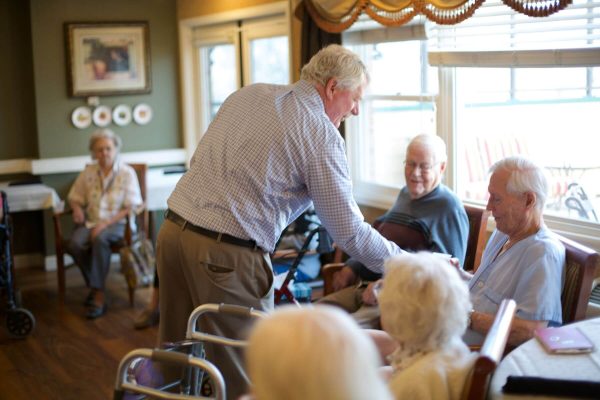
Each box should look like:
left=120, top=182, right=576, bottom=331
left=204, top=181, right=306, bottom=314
left=374, top=252, right=476, bottom=400
left=244, top=305, right=393, bottom=400
left=66, top=128, right=142, bottom=319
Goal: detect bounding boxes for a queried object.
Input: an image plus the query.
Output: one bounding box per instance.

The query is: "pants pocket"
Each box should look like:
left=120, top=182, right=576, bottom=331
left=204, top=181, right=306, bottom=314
left=203, top=262, right=235, bottom=287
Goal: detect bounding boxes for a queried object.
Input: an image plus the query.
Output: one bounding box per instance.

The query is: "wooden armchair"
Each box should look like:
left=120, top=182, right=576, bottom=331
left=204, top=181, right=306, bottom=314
left=53, top=163, right=148, bottom=306
left=461, top=298, right=516, bottom=400
left=556, top=234, right=599, bottom=323
left=463, top=205, right=491, bottom=272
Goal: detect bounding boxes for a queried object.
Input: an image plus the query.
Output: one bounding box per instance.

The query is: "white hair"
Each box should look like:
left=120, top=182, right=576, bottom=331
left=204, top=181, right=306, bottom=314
left=246, top=305, right=392, bottom=400
left=489, top=156, right=549, bottom=211
left=300, top=44, right=369, bottom=91
left=407, top=134, right=448, bottom=164
left=379, top=252, right=471, bottom=354
left=88, top=128, right=122, bottom=153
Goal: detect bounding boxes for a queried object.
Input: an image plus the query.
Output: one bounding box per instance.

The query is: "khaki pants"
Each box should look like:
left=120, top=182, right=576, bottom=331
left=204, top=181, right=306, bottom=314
left=157, top=219, right=274, bottom=400
left=318, top=284, right=381, bottom=329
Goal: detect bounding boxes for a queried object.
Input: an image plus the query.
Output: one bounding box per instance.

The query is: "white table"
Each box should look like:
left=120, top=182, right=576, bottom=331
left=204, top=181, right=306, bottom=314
left=489, top=317, right=600, bottom=399
left=0, top=182, right=61, bottom=212
left=146, top=168, right=184, bottom=211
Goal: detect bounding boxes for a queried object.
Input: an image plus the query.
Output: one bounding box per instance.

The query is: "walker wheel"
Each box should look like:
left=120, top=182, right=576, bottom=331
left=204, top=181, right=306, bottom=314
left=6, top=308, right=35, bottom=338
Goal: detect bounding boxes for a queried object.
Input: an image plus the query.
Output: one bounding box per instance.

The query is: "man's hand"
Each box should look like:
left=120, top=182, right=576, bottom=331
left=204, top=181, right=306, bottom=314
left=332, top=266, right=357, bottom=292
left=362, top=279, right=383, bottom=306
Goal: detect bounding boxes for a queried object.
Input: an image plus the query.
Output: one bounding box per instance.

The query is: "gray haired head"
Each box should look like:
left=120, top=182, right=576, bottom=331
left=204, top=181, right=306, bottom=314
left=89, top=128, right=122, bottom=153
left=407, top=134, right=448, bottom=164
left=300, top=44, right=369, bottom=91
left=489, top=156, right=549, bottom=211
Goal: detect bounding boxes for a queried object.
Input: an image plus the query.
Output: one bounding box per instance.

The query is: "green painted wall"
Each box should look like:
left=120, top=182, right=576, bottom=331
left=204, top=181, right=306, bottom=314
left=0, top=0, right=38, bottom=160
left=1, top=0, right=181, bottom=260
left=29, top=0, right=181, bottom=159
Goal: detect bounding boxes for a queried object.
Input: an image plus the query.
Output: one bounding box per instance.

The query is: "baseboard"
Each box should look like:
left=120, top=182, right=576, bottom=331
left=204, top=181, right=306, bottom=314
left=44, top=254, right=119, bottom=272
left=14, top=253, right=45, bottom=269
left=44, top=254, right=74, bottom=272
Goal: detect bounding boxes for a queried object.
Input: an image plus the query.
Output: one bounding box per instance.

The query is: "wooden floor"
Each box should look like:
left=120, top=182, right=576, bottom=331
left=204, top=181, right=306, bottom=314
left=0, top=264, right=158, bottom=400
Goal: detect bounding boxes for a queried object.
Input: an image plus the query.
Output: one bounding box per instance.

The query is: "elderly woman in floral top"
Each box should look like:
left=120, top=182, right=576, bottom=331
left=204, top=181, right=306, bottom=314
left=67, top=128, right=142, bottom=319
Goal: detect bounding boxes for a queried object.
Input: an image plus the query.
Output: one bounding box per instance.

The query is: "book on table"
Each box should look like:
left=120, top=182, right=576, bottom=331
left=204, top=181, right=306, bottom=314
left=534, top=325, right=594, bottom=354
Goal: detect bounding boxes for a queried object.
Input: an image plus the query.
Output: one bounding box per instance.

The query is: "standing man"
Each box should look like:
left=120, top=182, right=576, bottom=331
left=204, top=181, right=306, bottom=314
left=157, top=44, right=402, bottom=398
left=320, top=134, right=469, bottom=328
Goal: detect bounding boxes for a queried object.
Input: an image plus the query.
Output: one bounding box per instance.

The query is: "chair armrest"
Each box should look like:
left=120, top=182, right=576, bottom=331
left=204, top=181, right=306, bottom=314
left=126, top=203, right=150, bottom=244
left=322, top=262, right=346, bottom=296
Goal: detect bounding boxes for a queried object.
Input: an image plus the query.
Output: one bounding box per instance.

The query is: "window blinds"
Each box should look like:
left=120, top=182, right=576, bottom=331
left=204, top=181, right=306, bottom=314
left=428, top=0, right=600, bottom=67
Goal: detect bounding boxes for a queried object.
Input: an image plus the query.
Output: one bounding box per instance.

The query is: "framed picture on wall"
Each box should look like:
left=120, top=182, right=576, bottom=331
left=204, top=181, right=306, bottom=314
left=64, top=21, right=151, bottom=97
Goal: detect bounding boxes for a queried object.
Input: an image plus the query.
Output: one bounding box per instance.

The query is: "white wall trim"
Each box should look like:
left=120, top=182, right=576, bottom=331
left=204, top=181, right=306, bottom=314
left=0, top=149, right=186, bottom=176
left=0, top=158, right=33, bottom=174
left=45, top=253, right=119, bottom=272
left=14, top=253, right=45, bottom=270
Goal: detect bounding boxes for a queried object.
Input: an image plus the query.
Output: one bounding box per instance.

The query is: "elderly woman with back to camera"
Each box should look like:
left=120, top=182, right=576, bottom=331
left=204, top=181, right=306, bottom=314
left=244, top=305, right=393, bottom=400
left=66, top=128, right=142, bottom=319
left=375, top=252, right=476, bottom=400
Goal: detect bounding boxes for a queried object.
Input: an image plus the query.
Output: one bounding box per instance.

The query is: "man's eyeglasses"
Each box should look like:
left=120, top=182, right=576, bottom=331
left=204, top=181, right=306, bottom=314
left=404, top=161, right=438, bottom=173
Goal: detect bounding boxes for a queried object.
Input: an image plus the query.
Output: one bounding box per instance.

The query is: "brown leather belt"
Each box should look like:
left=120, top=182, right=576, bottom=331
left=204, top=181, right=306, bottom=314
left=165, top=209, right=260, bottom=251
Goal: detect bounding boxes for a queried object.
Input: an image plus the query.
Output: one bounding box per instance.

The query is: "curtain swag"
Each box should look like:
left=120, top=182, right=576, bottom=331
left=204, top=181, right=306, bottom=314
left=303, top=0, right=573, bottom=31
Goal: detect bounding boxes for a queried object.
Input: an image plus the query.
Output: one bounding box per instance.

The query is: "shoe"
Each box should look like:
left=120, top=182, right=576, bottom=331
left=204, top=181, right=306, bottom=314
left=83, top=291, right=94, bottom=307
left=86, top=303, right=107, bottom=319
left=134, top=308, right=159, bottom=329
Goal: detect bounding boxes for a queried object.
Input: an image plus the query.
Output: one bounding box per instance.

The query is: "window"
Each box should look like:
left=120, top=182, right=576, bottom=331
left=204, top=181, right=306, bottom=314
left=452, top=66, right=600, bottom=223
left=191, top=9, right=290, bottom=138
left=344, top=23, right=438, bottom=207
left=344, top=0, right=600, bottom=240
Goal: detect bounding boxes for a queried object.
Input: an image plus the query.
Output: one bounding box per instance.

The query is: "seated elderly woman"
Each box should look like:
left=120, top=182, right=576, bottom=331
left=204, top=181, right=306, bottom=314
left=245, top=305, right=393, bottom=400
left=66, top=128, right=142, bottom=319
left=375, top=252, right=476, bottom=400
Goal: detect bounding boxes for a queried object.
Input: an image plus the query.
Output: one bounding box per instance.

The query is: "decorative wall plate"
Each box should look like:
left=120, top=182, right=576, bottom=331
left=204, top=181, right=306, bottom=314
left=133, top=103, right=153, bottom=125
left=113, top=104, right=132, bottom=126
left=92, top=105, right=112, bottom=127
left=71, top=106, right=92, bottom=129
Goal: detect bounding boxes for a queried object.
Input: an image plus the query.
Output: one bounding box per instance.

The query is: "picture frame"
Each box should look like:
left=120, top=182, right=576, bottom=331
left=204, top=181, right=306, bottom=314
left=64, top=21, right=151, bottom=97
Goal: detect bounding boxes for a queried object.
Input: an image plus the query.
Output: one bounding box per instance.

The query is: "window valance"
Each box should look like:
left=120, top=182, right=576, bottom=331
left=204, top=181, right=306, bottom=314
left=303, top=0, right=573, bottom=31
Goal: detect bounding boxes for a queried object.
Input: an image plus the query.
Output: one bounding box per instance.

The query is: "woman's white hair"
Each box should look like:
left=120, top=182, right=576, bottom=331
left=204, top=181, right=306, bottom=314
left=300, top=44, right=369, bottom=91
left=489, top=156, right=549, bottom=211
left=407, top=134, right=448, bottom=164
left=379, top=252, right=471, bottom=354
left=88, top=128, right=122, bottom=153
left=246, top=305, right=392, bottom=400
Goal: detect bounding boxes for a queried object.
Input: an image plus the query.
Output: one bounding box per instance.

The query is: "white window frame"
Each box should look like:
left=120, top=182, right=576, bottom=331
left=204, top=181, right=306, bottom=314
left=193, top=23, right=241, bottom=136
left=178, top=2, right=291, bottom=162
left=240, top=15, right=291, bottom=86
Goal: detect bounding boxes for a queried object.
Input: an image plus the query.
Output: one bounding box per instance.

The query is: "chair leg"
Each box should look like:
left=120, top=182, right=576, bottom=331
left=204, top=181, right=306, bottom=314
left=128, top=285, right=135, bottom=307
left=57, top=252, right=65, bottom=304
